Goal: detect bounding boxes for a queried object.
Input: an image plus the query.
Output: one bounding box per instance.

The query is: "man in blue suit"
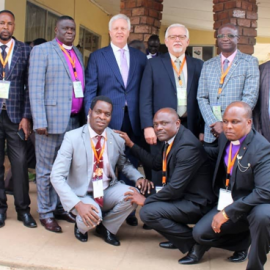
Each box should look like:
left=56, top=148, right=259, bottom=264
left=84, top=14, right=147, bottom=226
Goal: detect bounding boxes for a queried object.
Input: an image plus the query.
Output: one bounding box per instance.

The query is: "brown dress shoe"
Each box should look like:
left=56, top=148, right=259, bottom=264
left=54, top=212, right=76, bottom=223
left=40, top=218, right=62, bottom=233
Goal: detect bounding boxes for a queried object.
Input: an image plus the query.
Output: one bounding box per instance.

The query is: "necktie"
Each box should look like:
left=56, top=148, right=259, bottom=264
left=1, top=45, right=9, bottom=75
left=120, top=48, right=129, bottom=88
left=162, top=143, right=169, bottom=184
left=223, top=59, right=229, bottom=72
left=93, top=135, right=104, bottom=207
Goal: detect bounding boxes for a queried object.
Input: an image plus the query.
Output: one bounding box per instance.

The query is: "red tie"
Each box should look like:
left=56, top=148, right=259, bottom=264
left=93, top=135, right=104, bottom=207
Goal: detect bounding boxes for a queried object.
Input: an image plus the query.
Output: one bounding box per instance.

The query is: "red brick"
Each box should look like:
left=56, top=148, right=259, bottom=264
left=154, top=19, right=161, bottom=28
left=236, top=0, right=242, bottom=8
left=248, top=0, right=256, bottom=3
left=213, top=3, right=224, bottom=12
left=237, top=18, right=250, bottom=27
left=121, top=10, right=132, bottom=16
left=246, top=11, right=257, bottom=20
left=130, top=17, right=140, bottom=25
left=136, top=0, right=143, bottom=7
left=120, top=1, right=125, bottom=9
left=144, top=34, right=152, bottom=42
left=253, top=4, right=258, bottom=12
left=230, top=18, right=237, bottom=24
left=213, top=0, right=220, bottom=3
left=128, top=33, right=143, bottom=41
left=238, top=26, right=243, bottom=35
left=251, top=20, right=257, bottom=28
left=218, top=11, right=229, bottom=20
left=248, top=37, right=256, bottom=45
left=237, top=44, right=254, bottom=54
left=134, top=25, right=151, bottom=33
left=241, top=1, right=253, bottom=10
left=214, top=21, right=223, bottom=30
left=132, top=7, right=146, bottom=16
left=151, top=27, right=158, bottom=35
left=147, top=17, right=155, bottom=25
left=158, top=12, right=162, bottom=20
left=238, top=35, right=249, bottom=44
left=213, top=14, right=218, bottom=21
left=126, top=0, right=137, bottom=8
left=224, top=1, right=236, bottom=9
left=243, top=28, right=257, bottom=36
left=140, top=16, right=147, bottom=24
left=149, top=9, right=159, bottom=18
left=154, top=2, right=163, bottom=11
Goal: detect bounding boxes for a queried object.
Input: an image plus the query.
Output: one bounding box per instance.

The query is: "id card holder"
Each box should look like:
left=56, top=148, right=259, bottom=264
left=217, top=188, right=233, bottom=211
left=177, top=87, right=187, bottom=106
left=93, top=179, right=104, bottom=199
left=0, top=80, right=11, bottom=99
left=212, top=105, right=222, bottom=121
left=155, top=186, right=163, bottom=193
left=73, top=81, right=84, bottom=98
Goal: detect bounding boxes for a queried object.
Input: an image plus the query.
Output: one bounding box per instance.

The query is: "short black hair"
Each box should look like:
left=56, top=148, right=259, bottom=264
left=90, top=96, right=113, bottom=111
left=0, top=10, right=15, bottom=19
left=32, top=38, right=47, bottom=46
left=148, top=35, right=160, bottom=43
left=56, top=15, right=74, bottom=25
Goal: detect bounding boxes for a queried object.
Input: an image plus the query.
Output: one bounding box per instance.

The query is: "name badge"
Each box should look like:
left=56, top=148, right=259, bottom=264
left=217, top=188, right=233, bottom=211
left=93, top=179, right=104, bottom=199
left=212, top=105, right=222, bottom=121
left=177, top=87, right=187, bottom=106
left=155, top=186, right=163, bottom=193
left=0, top=80, right=11, bottom=99
left=73, top=81, right=84, bottom=98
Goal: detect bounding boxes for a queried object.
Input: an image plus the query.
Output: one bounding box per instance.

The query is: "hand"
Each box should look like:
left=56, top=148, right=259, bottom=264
left=144, top=127, right=157, bottom=145
left=136, top=177, right=154, bottom=195
left=210, top=122, right=223, bottom=138
left=19, top=118, right=31, bottom=140
left=199, top=133, right=204, bottom=142
left=75, top=201, right=100, bottom=227
left=36, top=127, right=48, bottom=136
left=211, top=211, right=228, bottom=233
left=113, top=130, right=134, bottom=148
left=124, top=187, right=146, bottom=206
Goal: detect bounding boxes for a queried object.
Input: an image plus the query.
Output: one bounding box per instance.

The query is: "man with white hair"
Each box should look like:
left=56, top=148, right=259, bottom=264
left=84, top=14, right=147, bottom=226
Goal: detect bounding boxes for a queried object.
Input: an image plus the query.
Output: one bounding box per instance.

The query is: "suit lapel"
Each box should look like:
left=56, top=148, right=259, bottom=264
left=106, top=128, right=114, bottom=163
left=82, top=125, right=92, bottom=181
left=161, top=53, right=176, bottom=90
left=167, top=126, right=184, bottom=165
left=186, top=55, right=194, bottom=96
left=73, top=47, right=85, bottom=80
left=6, top=41, right=21, bottom=80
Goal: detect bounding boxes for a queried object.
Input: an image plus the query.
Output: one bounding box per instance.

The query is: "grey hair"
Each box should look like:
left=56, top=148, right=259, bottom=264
left=109, top=14, right=131, bottom=31
left=165, top=24, right=189, bottom=39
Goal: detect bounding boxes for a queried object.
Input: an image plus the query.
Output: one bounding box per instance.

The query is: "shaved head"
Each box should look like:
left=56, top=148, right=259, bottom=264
left=225, top=101, right=252, bottom=120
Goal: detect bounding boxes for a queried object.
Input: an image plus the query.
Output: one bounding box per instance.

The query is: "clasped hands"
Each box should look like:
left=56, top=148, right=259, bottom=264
left=210, top=121, right=223, bottom=138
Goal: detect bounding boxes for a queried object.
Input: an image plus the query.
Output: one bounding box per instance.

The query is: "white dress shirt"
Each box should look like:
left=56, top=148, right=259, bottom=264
left=110, top=42, right=130, bottom=70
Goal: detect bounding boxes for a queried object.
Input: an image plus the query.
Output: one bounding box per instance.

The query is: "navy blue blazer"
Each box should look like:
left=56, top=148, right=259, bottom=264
left=140, top=53, right=204, bottom=137
left=0, top=40, right=31, bottom=123
left=84, top=45, right=147, bottom=136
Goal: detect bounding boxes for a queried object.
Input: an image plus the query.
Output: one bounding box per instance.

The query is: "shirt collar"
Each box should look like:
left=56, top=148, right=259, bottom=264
left=88, top=124, right=106, bottom=139
left=166, top=134, right=176, bottom=145
left=110, top=42, right=129, bottom=53
left=0, top=38, right=14, bottom=49
left=56, top=38, right=73, bottom=50
left=230, top=134, right=247, bottom=145
left=221, top=50, right=237, bottom=64
left=169, top=52, right=185, bottom=63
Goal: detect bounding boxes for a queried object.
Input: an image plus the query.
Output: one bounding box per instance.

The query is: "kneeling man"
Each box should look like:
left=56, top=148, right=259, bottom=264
left=192, top=101, right=270, bottom=270
left=51, top=96, right=151, bottom=245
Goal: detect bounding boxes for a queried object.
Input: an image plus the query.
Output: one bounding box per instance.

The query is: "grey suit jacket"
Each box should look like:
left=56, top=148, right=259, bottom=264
left=50, top=125, right=143, bottom=212
left=29, top=39, right=85, bottom=134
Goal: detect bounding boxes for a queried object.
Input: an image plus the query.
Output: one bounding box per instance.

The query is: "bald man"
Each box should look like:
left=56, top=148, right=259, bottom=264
left=115, top=108, right=215, bottom=264
left=191, top=102, right=270, bottom=270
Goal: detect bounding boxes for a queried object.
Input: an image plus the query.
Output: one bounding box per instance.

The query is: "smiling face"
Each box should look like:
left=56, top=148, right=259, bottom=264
left=55, top=19, right=76, bottom=46
left=0, top=12, right=15, bottom=43
left=109, top=18, right=130, bottom=48
left=217, top=25, right=238, bottom=55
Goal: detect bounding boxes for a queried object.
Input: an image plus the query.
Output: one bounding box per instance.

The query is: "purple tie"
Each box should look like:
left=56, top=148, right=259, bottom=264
left=120, top=49, right=129, bottom=88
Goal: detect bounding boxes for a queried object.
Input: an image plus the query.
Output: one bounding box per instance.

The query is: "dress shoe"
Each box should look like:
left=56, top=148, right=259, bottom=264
left=126, top=216, right=138, bottom=226
left=17, top=213, right=37, bottom=228
left=227, top=250, right=248, bottom=263
left=74, top=223, right=88, bottom=242
left=96, top=223, right=120, bottom=246
left=0, top=213, right=6, bottom=228
left=54, top=211, right=76, bottom=223
left=178, top=244, right=207, bottom=265
left=142, top=224, right=152, bottom=230
left=159, top=241, right=177, bottom=249
left=40, top=218, right=62, bottom=233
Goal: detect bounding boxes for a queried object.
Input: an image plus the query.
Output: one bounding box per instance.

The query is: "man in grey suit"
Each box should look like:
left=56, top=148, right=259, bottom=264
left=51, top=96, right=153, bottom=245
left=29, top=16, right=85, bottom=233
left=197, top=23, right=259, bottom=150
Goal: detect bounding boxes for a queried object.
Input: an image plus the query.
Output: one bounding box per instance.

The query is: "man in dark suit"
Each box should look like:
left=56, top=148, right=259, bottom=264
left=0, top=10, right=36, bottom=228
left=115, top=108, right=215, bottom=263
left=84, top=14, right=147, bottom=226
left=191, top=102, right=270, bottom=270
left=254, top=61, right=270, bottom=142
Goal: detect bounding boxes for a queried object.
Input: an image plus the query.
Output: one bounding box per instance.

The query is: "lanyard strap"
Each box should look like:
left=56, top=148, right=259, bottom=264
left=171, top=57, right=186, bottom=87
left=90, top=136, right=107, bottom=165
left=225, top=143, right=239, bottom=189
left=162, top=141, right=174, bottom=185
left=58, top=43, right=78, bottom=79
left=218, top=60, right=232, bottom=95
left=0, top=42, right=14, bottom=79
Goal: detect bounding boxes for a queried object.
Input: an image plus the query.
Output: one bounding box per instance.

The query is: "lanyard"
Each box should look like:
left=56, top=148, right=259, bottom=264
left=162, top=141, right=174, bottom=185
left=58, top=43, right=78, bottom=80
left=0, top=41, right=14, bottom=80
left=90, top=136, right=107, bottom=165
left=171, top=57, right=186, bottom=87
left=225, top=143, right=239, bottom=189
left=218, top=60, right=232, bottom=95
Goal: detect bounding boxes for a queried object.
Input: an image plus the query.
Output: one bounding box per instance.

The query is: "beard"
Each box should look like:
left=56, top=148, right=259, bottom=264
left=172, top=47, right=183, bottom=54
left=0, top=32, right=12, bottom=41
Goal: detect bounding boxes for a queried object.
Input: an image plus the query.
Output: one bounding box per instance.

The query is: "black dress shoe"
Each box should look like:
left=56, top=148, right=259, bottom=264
left=17, top=213, right=37, bottom=228
left=227, top=250, right=248, bottom=263
left=54, top=211, right=76, bottom=223
left=126, top=216, right=138, bottom=226
left=179, top=244, right=207, bottom=265
left=142, top=224, right=152, bottom=230
left=96, top=223, right=120, bottom=246
left=0, top=213, right=6, bottom=228
left=159, top=241, right=177, bottom=249
left=74, top=223, right=88, bottom=242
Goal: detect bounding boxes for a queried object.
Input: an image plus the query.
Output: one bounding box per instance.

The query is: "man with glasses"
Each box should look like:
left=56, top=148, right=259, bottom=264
left=197, top=23, right=259, bottom=151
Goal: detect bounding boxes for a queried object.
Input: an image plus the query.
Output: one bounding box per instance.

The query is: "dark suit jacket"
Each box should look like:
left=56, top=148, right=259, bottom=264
left=254, top=61, right=270, bottom=142
left=84, top=45, right=147, bottom=137
left=140, top=53, right=204, bottom=137
left=130, top=125, right=215, bottom=207
left=210, top=129, right=270, bottom=223
left=0, top=40, right=31, bottom=123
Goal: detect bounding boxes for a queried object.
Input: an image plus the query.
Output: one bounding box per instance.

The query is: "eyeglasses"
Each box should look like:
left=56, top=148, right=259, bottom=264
left=168, top=35, right=187, bottom=41
left=217, top=34, right=238, bottom=39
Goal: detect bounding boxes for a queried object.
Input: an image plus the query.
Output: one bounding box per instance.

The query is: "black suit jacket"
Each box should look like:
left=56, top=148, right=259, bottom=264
left=210, top=129, right=270, bottom=223
left=131, top=125, right=215, bottom=206
left=140, top=53, right=204, bottom=137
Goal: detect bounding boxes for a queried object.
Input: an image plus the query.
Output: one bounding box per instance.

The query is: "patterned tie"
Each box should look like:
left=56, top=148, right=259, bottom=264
left=93, top=135, right=104, bottom=207
left=223, top=58, right=229, bottom=72
left=1, top=45, right=9, bottom=75
left=120, top=48, right=129, bottom=88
